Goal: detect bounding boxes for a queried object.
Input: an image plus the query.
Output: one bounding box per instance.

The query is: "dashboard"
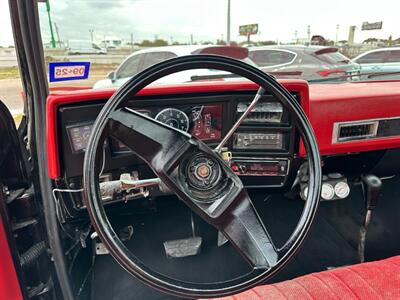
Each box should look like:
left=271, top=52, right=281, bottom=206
left=57, top=92, right=298, bottom=188
left=46, top=80, right=400, bottom=210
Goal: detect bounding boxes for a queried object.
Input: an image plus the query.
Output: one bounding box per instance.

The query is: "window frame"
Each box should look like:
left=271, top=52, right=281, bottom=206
left=139, top=51, right=178, bottom=72
left=115, top=53, right=143, bottom=79
left=383, top=50, right=400, bottom=63
left=355, top=50, right=386, bottom=64
left=249, top=49, right=297, bottom=68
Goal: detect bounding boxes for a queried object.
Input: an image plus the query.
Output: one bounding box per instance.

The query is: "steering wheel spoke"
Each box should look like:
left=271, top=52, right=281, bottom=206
left=216, top=189, right=279, bottom=269
left=108, top=107, right=192, bottom=171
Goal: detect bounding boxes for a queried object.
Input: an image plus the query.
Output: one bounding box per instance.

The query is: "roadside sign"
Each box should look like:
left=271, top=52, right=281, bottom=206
left=49, top=62, right=90, bottom=82
left=239, top=24, right=258, bottom=36
left=361, top=21, right=383, bottom=31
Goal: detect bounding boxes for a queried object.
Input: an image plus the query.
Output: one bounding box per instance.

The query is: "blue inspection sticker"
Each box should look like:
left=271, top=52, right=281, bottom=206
left=49, top=62, right=90, bottom=82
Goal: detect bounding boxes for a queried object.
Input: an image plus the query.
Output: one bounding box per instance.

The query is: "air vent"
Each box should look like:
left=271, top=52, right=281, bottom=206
left=333, top=121, right=378, bottom=143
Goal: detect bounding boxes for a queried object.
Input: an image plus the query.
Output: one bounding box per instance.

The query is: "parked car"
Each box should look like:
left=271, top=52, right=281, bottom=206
left=67, top=40, right=107, bottom=55
left=248, top=45, right=360, bottom=81
left=93, top=45, right=256, bottom=88
left=352, top=47, right=400, bottom=78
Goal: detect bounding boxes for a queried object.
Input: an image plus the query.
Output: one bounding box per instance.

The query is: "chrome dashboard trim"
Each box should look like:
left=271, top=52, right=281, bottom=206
left=331, top=116, right=400, bottom=144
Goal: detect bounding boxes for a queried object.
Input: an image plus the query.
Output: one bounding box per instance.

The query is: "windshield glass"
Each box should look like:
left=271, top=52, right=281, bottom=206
left=2, top=0, right=400, bottom=103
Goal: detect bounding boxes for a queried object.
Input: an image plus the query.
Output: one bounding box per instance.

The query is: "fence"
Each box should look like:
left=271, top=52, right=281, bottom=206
left=0, top=48, right=18, bottom=67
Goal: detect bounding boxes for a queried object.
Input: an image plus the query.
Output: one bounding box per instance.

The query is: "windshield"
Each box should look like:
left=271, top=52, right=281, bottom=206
left=33, top=0, right=399, bottom=87
left=2, top=0, right=400, bottom=107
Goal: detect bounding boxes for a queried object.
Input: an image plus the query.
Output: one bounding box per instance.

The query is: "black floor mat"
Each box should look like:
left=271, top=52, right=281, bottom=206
left=90, top=177, right=400, bottom=300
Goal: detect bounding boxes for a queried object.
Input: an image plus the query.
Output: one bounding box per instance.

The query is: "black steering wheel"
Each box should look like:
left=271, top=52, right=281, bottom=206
left=83, top=55, right=321, bottom=298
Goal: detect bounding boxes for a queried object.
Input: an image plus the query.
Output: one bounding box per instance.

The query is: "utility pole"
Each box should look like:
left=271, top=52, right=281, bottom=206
left=54, top=22, right=62, bottom=48
left=307, top=25, right=311, bottom=45
left=294, top=30, right=298, bottom=44
left=348, top=26, right=356, bottom=45
left=227, top=0, right=231, bottom=45
left=336, top=24, right=339, bottom=45
left=45, top=0, right=56, bottom=48
left=130, top=33, right=134, bottom=51
left=89, top=29, right=94, bottom=43
left=190, top=34, right=194, bottom=45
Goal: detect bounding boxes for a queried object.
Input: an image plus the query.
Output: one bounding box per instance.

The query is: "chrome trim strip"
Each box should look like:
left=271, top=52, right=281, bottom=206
left=332, top=116, right=400, bottom=144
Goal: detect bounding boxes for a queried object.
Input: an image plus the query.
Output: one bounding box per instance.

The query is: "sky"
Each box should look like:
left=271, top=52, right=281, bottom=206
left=1, top=0, right=400, bottom=47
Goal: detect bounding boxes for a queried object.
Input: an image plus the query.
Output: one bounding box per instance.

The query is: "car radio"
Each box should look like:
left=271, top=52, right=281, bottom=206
left=233, top=132, right=285, bottom=151
left=230, top=158, right=289, bottom=177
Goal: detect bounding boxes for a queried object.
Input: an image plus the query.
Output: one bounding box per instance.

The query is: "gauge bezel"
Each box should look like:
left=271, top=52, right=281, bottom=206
left=155, top=108, right=190, bottom=132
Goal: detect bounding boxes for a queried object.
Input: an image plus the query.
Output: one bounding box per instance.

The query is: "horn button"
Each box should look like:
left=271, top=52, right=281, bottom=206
left=182, top=153, right=227, bottom=202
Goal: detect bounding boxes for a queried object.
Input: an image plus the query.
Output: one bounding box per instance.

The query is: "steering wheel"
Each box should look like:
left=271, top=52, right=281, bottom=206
left=83, top=55, right=321, bottom=298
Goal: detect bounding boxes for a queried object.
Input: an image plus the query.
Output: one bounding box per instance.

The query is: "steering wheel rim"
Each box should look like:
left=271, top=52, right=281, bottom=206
left=83, top=55, right=321, bottom=298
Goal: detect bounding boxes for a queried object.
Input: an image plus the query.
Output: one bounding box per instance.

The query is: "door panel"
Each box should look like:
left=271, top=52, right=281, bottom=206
left=0, top=100, right=27, bottom=299
left=0, top=100, right=28, bottom=189
left=0, top=187, right=24, bottom=300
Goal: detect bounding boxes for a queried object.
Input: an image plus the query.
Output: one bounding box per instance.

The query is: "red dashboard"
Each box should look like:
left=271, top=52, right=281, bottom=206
left=308, top=81, right=400, bottom=155
left=46, top=80, right=400, bottom=179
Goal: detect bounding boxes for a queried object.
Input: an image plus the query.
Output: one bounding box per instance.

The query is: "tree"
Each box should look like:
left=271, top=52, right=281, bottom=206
left=139, top=40, right=153, bottom=47
left=393, top=37, right=400, bottom=45
left=363, top=38, right=378, bottom=44
left=387, top=35, right=393, bottom=46
left=257, top=40, right=277, bottom=46
left=172, top=41, right=187, bottom=45
left=137, top=39, right=169, bottom=47
left=152, top=39, right=168, bottom=47
left=216, top=39, right=227, bottom=45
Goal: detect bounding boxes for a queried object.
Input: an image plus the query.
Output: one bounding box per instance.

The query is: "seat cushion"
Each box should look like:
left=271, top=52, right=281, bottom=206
left=208, top=256, right=400, bottom=300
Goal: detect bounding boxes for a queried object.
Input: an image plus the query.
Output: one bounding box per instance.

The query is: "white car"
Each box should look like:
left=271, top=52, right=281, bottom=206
left=93, top=45, right=255, bottom=89
left=67, top=40, right=107, bottom=55
left=352, top=47, right=400, bottom=74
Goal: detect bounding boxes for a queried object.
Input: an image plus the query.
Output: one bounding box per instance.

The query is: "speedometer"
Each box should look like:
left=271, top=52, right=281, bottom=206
left=155, top=108, right=190, bottom=132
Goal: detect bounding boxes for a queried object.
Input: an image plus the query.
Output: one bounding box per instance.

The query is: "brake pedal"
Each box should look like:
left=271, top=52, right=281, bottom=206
left=163, top=237, right=202, bottom=258
left=163, top=211, right=202, bottom=258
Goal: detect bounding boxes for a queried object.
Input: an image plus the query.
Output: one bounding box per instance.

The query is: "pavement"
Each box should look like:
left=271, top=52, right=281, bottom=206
left=0, top=78, right=24, bottom=115
left=0, top=75, right=105, bottom=116
left=0, top=48, right=18, bottom=68
left=0, top=49, right=124, bottom=116
left=1, top=48, right=131, bottom=68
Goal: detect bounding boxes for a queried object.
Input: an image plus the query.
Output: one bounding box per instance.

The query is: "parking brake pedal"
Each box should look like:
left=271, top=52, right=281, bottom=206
left=163, top=212, right=202, bottom=258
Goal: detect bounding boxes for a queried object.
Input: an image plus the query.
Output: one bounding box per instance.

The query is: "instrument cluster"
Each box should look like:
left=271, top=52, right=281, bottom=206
left=136, top=104, right=223, bottom=142
left=66, top=104, right=223, bottom=154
